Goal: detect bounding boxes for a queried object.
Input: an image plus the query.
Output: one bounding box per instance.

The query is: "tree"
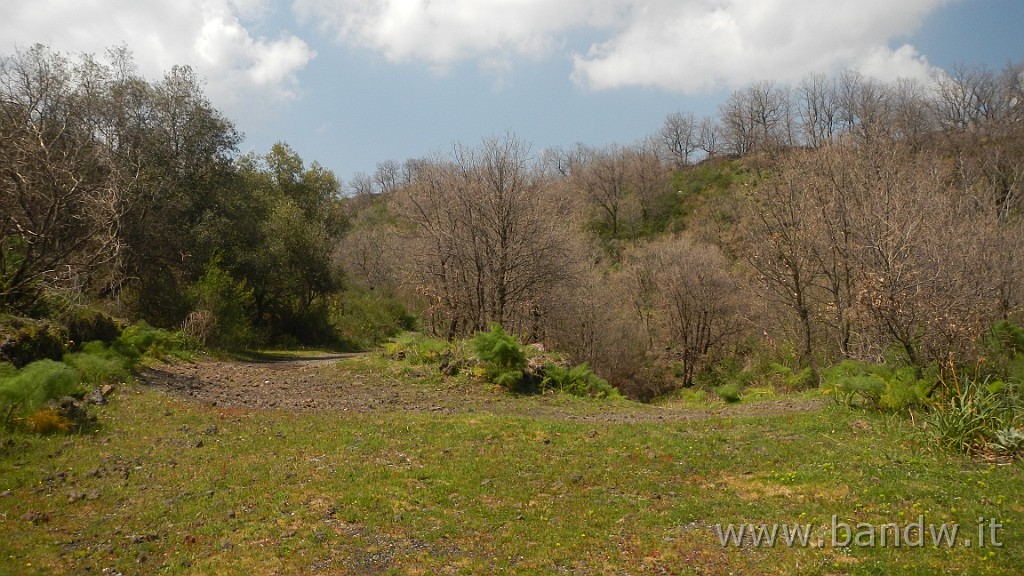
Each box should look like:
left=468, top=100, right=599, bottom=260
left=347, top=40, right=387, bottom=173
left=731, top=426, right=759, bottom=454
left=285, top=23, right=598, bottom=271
left=660, top=111, right=700, bottom=168
left=720, top=80, right=792, bottom=156
left=744, top=152, right=822, bottom=372
left=219, top=143, right=344, bottom=342
left=795, top=73, right=842, bottom=148
left=0, top=45, right=127, bottom=312
left=392, top=134, right=574, bottom=338
left=576, top=144, right=630, bottom=239
left=627, top=235, right=747, bottom=387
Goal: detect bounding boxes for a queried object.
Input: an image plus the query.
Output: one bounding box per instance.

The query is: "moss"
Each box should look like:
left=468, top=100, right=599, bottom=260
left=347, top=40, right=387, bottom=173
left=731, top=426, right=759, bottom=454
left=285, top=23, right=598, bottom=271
left=0, top=316, right=68, bottom=368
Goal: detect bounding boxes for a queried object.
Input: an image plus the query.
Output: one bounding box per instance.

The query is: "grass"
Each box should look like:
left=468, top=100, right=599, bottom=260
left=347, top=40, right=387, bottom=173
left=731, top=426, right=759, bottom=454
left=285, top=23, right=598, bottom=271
left=1, top=356, right=1023, bottom=575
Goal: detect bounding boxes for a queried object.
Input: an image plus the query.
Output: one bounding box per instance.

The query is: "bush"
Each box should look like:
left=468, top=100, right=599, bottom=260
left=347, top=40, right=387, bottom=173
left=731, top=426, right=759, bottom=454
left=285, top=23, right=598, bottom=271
left=766, top=363, right=818, bottom=390
left=0, top=359, right=81, bottom=424
left=0, top=316, right=67, bottom=367
left=63, top=341, right=132, bottom=387
left=983, top=321, right=1024, bottom=384
left=114, top=321, right=190, bottom=361
left=187, top=258, right=256, bottom=349
left=472, top=324, right=529, bottom=392
left=383, top=332, right=451, bottom=364
left=714, top=382, right=742, bottom=403
left=695, top=356, right=755, bottom=390
left=822, top=360, right=930, bottom=411
left=926, top=375, right=1020, bottom=456
left=331, top=290, right=416, bottom=350
left=64, top=307, right=121, bottom=346
left=542, top=363, right=620, bottom=398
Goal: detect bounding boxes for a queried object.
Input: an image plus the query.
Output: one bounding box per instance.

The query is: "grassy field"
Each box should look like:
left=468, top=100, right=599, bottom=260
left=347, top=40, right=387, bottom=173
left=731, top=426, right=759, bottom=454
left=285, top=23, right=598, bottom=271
left=1, top=353, right=1022, bottom=575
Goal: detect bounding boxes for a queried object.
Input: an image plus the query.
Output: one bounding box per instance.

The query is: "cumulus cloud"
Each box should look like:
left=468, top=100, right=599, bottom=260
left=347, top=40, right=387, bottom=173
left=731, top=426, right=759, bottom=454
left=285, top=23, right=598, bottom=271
left=296, top=0, right=954, bottom=91
left=292, top=0, right=625, bottom=66
left=2, top=0, right=315, bottom=106
left=571, top=0, right=952, bottom=91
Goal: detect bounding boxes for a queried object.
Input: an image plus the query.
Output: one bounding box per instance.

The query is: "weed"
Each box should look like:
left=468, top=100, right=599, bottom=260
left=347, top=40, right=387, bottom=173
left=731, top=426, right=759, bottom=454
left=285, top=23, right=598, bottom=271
left=715, top=382, right=742, bottom=403
left=472, top=324, right=529, bottom=391
left=383, top=332, right=451, bottom=364
left=541, top=363, right=621, bottom=398
left=0, top=359, right=81, bottom=425
left=926, top=373, right=1018, bottom=456
left=63, top=341, right=131, bottom=387
left=21, top=408, right=75, bottom=434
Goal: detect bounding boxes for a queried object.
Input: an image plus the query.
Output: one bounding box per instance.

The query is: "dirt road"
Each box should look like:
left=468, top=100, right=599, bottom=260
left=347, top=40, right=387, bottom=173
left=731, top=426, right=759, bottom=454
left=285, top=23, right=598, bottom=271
left=139, top=352, right=824, bottom=421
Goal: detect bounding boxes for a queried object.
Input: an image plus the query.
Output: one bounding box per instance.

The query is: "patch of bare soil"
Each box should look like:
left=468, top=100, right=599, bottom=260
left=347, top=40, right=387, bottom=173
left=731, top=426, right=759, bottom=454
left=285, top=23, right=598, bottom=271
left=138, top=353, right=824, bottom=421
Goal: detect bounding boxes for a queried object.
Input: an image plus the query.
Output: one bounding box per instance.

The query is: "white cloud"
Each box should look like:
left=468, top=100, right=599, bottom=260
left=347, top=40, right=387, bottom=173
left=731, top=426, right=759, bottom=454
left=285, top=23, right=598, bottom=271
left=292, top=0, right=625, bottom=67
left=571, top=0, right=952, bottom=92
left=295, top=0, right=955, bottom=91
left=1, top=0, right=316, bottom=107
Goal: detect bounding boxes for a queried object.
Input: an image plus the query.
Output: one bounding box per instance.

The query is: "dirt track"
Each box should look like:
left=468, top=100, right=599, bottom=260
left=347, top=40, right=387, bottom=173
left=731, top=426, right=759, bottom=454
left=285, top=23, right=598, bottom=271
left=139, top=352, right=825, bottom=422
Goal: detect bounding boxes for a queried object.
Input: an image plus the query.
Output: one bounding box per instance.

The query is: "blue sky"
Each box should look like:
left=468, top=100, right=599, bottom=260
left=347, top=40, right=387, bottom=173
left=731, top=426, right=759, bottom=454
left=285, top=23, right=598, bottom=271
left=4, top=0, right=1023, bottom=186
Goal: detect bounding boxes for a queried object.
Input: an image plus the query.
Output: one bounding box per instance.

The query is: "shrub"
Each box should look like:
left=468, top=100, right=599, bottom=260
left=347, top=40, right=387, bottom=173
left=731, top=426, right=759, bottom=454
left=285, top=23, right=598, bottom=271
left=63, top=341, right=132, bottom=387
left=926, top=375, right=1019, bottom=455
left=64, top=307, right=121, bottom=346
left=187, top=258, right=256, bottom=349
left=822, top=360, right=930, bottom=411
left=331, top=290, right=416, bottom=350
left=472, top=324, right=529, bottom=391
left=714, top=382, right=742, bottom=403
left=695, top=356, right=755, bottom=390
left=983, top=321, right=1024, bottom=384
left=0, top=359, right=81, bottom=424
left=542, top=363, right=620, bottom=398
left=0, top=316, right=67, bottom=367
left=384, top=332, right=451, bottom=364
left=766, top=363, right=818, bottom=390
left=114, top=321, right=189, bottom=360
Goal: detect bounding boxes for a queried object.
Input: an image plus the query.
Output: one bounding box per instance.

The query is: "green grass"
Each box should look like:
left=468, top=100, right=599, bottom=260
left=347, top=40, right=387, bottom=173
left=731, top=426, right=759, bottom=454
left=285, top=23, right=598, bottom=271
left=1, top=358, right=1022, bottom=575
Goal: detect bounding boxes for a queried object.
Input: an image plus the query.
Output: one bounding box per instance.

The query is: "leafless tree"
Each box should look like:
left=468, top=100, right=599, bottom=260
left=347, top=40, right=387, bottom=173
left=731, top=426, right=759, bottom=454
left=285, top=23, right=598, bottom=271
left=720, top=80, right=792, bottom=156
left=660, top=111, right=700, bottom=168
left=391, top=134, right=574, bottom=338
left=627, top=235, right=747, bottom=387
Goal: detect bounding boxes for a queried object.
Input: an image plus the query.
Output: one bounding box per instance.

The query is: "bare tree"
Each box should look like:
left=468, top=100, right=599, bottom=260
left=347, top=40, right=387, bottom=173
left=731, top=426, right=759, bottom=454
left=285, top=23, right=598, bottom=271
left=660, top=111, right=700, bottom=168
left=720, top=80, right=792, bottom=156
left=744, top=153, right=823, bottom=372
left=391, top=134, right=574, bottom=338
left=698, top=116, right=721, bottom=158
left=373, top=159, right=402, bottom=193
left=795, top=73, right=842, bottom=148
left=575, top=144, right=630, bottom=238
left=627, top=235, right=747, bottom=387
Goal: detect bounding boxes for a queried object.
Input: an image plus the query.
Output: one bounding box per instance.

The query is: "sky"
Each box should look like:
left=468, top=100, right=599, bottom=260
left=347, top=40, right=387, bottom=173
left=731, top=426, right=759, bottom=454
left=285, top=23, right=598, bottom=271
left=3, top=0, right=1023, bottom=187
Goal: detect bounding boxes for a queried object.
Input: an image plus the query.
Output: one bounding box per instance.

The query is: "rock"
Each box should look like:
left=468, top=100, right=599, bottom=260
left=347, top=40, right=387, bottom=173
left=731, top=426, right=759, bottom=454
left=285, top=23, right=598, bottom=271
left=54, top=396, right=96, bottom=429
left=86, top=389, right=108, bottom=405
left=22, top=510, right=50, bottom=524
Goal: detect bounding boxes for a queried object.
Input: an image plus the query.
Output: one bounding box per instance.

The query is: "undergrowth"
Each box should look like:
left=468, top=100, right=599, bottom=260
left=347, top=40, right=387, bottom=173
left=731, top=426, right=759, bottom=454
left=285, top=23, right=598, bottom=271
left=0, top=322, right=191, bottom=431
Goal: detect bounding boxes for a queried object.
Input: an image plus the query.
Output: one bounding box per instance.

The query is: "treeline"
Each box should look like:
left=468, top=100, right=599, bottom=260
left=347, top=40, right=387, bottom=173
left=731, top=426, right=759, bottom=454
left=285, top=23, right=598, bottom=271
left=4, top=43, right=1023, bottom=403
left=341, top=63, right=1024, bottom=399
left=1, top=45, right=348, bottom=350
